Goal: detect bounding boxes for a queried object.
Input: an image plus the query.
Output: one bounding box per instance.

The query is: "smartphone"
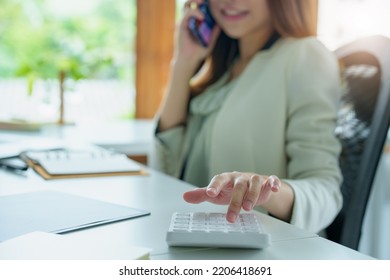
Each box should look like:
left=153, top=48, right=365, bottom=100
left=188, top=0, right=216, bottom=47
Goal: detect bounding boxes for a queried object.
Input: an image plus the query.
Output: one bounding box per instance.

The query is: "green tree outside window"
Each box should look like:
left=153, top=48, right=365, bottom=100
left=0, top=0, right=135, bottom=124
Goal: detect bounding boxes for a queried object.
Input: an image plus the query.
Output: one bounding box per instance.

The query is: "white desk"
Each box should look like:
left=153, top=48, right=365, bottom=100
left=0, top=120, right=374, bottom=259
left=0, top=166, right=373, bottom=260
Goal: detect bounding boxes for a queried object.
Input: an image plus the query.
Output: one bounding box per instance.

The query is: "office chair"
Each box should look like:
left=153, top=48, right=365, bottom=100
left=326, top=35, right=390, bottom=250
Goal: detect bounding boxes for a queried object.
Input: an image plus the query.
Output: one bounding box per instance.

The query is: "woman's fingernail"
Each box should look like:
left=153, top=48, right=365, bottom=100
left=227, top=212, right=237, bottom=223
left=206, top=188, right=217, bottom=196
left=269, top=175, right=280, bottom=190
left=243, top=201, right=253, bottom=210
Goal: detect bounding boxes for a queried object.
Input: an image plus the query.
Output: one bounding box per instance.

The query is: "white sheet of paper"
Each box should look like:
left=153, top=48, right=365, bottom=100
left=0, top=231, right=150, bottom=260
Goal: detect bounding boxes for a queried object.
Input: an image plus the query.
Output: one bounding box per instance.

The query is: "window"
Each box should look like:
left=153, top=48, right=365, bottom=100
left=318, top=0, right=390, bottom=50
left=7, top=1, right=387, bottom=125
left=0, top=0, right=136, bottom=124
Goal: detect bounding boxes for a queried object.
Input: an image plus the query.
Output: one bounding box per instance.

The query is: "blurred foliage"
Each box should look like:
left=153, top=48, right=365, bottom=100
left=0, top=0, right=136, bottom=94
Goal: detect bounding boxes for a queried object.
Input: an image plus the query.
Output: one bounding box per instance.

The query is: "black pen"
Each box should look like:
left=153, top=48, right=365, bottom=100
left=0, top=157, right=29, bottom=172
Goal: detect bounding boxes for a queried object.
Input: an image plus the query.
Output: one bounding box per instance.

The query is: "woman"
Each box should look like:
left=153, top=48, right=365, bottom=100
left=152, top=0, right=342, bottom=233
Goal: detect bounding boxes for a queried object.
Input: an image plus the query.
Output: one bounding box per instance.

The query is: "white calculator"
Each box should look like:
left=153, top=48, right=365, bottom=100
left=166, top=212, right=271, bottom=249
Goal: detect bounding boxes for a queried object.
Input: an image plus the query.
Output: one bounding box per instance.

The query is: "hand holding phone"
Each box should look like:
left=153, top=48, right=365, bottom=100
left=187, top=0, right=216, bottom=47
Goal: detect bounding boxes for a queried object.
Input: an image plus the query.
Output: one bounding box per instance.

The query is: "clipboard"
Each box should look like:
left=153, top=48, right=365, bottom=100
left=20, top=148, right=147, bottom=180
left=0, top=191, right=150, bottom=242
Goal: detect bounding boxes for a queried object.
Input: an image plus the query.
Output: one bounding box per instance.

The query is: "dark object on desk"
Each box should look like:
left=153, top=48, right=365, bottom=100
left=0, top=191, right=150, bottom=242
left=0, top=157, right=29, bottom=172
left=326, top=35, right=390, bottom=250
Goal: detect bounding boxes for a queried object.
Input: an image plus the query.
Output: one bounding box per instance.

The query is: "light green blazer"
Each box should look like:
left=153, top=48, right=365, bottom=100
left=152, top=37, right=343, bottom=233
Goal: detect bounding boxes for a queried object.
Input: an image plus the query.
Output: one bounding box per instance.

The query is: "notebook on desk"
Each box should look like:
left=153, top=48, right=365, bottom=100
left=0, top=191, right=150, bottom=243
left=20, top=148, right=147, bottom=179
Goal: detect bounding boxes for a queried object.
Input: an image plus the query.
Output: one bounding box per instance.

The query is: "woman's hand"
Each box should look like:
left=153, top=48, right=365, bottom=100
left=174, top=0, right=220, bottom=67
left=183, top=172, right=282, bottom=223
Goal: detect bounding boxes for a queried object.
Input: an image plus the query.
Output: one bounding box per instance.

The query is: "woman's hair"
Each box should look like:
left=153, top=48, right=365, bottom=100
left=269, top=0, right=317, bottom=38
left=190, top=0, right=317, bottom=96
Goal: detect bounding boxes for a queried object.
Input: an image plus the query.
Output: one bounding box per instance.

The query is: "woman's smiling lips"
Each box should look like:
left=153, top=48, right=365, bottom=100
left=221, top=8, right=249, bottom=21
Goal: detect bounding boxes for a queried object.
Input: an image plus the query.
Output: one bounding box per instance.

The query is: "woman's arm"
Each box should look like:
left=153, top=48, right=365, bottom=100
left=157, top=0, right=220, bottom=131
left=157, top=60, right=196, bottom=131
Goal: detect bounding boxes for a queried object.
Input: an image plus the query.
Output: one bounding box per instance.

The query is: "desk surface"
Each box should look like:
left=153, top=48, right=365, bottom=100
left=0, top=165, right=373, bottom=260
left=0, top=121, right=374, bottom=260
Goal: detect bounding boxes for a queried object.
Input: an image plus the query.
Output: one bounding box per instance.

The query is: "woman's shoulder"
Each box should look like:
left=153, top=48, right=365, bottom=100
left=264, top=36, right=338, bottom=74
left=279, top=36, right=327, bottom=50
left=276, top=36, right=334, bottom=59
